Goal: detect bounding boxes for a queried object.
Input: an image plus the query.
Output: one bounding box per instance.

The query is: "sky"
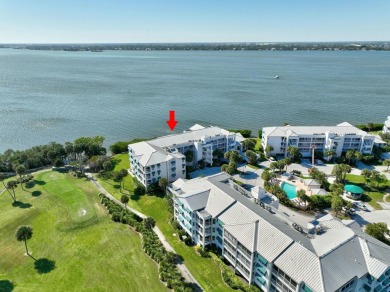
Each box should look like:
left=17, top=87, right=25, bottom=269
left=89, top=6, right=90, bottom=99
left=0, top=0, right=389, bottom=43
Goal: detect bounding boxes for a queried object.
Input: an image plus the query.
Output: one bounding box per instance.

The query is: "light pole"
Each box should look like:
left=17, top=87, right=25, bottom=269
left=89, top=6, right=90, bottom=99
left=311, top=145, right=315, bottom=166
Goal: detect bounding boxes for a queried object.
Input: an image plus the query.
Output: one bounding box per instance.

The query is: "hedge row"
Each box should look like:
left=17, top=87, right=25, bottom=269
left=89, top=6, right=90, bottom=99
left=98, top=193, right=192, bottom=292
left=210, top=253, right=260, bottom=292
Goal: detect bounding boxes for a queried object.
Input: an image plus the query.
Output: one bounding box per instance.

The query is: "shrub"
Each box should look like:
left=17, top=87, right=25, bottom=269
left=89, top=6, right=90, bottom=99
left=134, top=185, right=146, bottom=196
left=111, top=212, right=121, bottom=222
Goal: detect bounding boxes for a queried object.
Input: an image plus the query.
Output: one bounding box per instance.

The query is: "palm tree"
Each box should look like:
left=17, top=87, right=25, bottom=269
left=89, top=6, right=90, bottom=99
left=324, top=149, right=337, bottom=163
left=0, top=174, right=15, bottom=202
left=15, top=165, right=26, bottom=190
left=340, top=164, right=352, bottom=184
left=283, top=157, right=292, bottom=172
left=345, top=150, right=355, bottom=165
left=265, top=145, right=274, bottom=156
left=15, top=226, right=33, bottom=255
left=361, top=169, right=371, bottom=183
left=296, top=189, right=306, bottom=209
left=6, top=180, right=17, bottom=202
left=354, top=152, right=363, bottom=165
left=158, top=178, right=168, bottom=195
left=143, top=217, right=155, bottom=229
left=301, top=194, right=311, bottom=209
left=120, top=195, right=129, bottom=212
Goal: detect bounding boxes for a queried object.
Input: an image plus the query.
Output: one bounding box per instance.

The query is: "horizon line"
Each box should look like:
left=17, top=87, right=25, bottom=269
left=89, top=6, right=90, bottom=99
left=1, top=40, right=390, bottom=45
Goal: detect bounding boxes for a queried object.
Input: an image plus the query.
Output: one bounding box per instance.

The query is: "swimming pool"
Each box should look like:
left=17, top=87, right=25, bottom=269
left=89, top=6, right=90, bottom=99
left=281, top=182, right=297, bottom=199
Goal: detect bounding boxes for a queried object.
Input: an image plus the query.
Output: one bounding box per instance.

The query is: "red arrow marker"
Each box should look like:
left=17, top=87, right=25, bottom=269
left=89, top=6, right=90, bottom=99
left=166, top=110, right=178, bottom=131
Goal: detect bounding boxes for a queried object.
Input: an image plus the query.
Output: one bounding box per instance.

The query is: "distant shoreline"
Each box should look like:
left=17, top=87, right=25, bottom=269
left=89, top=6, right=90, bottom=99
left=1, top=41, right=390, bottom=52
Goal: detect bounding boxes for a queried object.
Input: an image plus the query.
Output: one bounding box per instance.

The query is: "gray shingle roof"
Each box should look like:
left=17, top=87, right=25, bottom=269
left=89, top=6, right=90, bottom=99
left=320, top=238, right=368, bottom=292
left=172, top=173, right=390, bottom=292
left=263, top=123, right=372, bottom=138
left=148, top=125, right=241, bottom=148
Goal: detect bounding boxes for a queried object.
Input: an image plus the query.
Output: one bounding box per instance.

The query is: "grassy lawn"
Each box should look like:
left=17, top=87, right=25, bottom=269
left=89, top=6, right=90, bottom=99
left=97, top=154, right=232, bottom=291
left=253, top=138, right=262, bottom=152
left=0, top=170, right=166, bottom=292
left=345, top=174, right=386, bottom=210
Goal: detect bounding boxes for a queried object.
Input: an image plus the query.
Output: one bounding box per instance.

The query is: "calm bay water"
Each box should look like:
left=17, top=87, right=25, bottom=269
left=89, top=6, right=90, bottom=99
left=0, top=48, right=389, bottom=152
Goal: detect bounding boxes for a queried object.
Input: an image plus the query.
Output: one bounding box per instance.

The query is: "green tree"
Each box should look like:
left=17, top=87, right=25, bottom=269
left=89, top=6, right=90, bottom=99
left=6, top=180, right=17, bottom=202
left=345, top=150, right=356, bottom=165
left=329, top=183, right=344, bottom=196
left=301, top=194, right=311, bottom=209
left=296, top=189, right=306, bottom=208
left=1, top=174, right=16, bottom=202
left=134, top=185, right=146, bottom=196
left=102, top=160, right=112, bottom=172
left=245, top=150, right=257, bottom=165
left=331, top=196, right=344, bottom=216
left=265, top=145, right=274, bottom=156
left=261, top=170, right=273, bottom=184
left=383, top=159, right=390, bottom=172
left=224, top=150, right=240, bottom=164
left=120, top=195, right=129, bottom=211
left=283, top=157, right=292, bottom=172
left=269, top=162, right=278, bottom=172
left=324, top=149, right=337, bottom=163
left=365, top=223, right=389, bottom=244
left=113, top=169, right=128, bottom=191
left=332, top=164, right=350, bottom=183
left=243, top=139, right=256, bottom=151
left=286, top=146, right=301, bottom=162
left=143, top=217, right=156, bottom=229
left=276, top=160, right=285, bottom=172
left=15, top=226, right=33, bottom=255
left=355, top=152, right=363, bottom=164
left=361, top=169, right=372, bottom=183
left=15, top=164, right=26, bottom=190
left=340, top=164, right=352, bottom=183
left=158, top=178, right=168, bottom=194
left=367, top=122, right=374, bottom=132
left=212, top=148, right=224, bottom=160
left=221, top=164, right=228, bottom=173
left=369, top=170, right=386, bottom=188
left=185, top=150, right=194, bottom=163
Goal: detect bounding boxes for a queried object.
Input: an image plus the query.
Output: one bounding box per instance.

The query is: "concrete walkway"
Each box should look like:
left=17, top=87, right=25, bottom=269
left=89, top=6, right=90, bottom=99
left=86, top=173, right=203, bottom=290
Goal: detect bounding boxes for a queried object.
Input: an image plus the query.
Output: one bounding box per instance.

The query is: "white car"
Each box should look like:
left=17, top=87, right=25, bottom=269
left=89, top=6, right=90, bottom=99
left=316, top=160, right=324, bottom=165
left=361, top=205, right=368, bottom=211
left=268, top=157, right=275, bottom=162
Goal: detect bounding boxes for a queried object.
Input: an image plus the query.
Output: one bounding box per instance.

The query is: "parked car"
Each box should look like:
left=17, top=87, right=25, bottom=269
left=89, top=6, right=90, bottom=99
left=316, top=159, right=324, bottom=165
left=348, top=208, right=356, bottom=214
left=268, top=157, right=275, bottom=162
left=352, top=202, right=360, bottom=208
left=361, top=205, right=368, bottom=211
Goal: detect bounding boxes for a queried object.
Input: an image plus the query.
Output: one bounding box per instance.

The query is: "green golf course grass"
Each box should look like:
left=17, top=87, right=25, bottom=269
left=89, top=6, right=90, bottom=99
left=0, top=169, right=166, bottom=292
left=97, top=154, right=233, bottom=291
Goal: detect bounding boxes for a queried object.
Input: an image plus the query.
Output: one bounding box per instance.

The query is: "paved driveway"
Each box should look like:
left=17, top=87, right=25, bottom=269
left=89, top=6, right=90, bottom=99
left=352, top=210, right=390, bottom=227
left=258, top=159, right=335, bottom=176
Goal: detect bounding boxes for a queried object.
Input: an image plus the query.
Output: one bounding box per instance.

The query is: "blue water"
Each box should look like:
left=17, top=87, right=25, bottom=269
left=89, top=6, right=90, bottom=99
left=281, top=182, right=297, bottom=199
left=1, top=49, right=390, bottom=152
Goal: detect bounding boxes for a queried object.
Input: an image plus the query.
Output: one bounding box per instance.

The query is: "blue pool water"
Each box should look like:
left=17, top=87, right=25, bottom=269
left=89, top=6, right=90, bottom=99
left=281, top=182, right=297, bottom=199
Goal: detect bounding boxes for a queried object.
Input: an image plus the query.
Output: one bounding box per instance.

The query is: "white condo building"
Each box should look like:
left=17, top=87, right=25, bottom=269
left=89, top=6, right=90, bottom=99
left=169, top=173, right=390, bottom=292
left=128, top=124, right=244, bottom=187
left=383, top=116, right=390, bottom=134
left=262, top=122, right=375, bottom=158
